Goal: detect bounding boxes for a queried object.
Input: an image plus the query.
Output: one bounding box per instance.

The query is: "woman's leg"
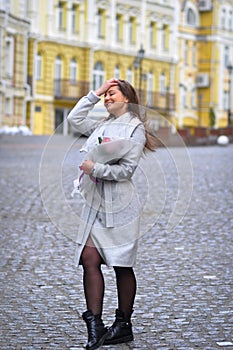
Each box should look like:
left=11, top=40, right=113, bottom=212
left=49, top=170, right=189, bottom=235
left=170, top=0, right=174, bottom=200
left=114, top=266, right=137, bottom=320
left=81, top=243, right=104, bottom=316
left=103, top=266, right=136, bottom=345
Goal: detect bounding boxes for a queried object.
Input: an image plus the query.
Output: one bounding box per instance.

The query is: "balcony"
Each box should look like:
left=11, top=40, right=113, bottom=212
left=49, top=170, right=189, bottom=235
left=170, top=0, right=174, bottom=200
left=143, top=90, right=175, bottom=113
left=54, top=80, right=89, bottom=100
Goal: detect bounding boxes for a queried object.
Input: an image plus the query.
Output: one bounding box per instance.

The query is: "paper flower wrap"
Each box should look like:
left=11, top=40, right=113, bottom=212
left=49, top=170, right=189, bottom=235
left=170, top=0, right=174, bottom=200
left=71, top=137, right=141, bottom=199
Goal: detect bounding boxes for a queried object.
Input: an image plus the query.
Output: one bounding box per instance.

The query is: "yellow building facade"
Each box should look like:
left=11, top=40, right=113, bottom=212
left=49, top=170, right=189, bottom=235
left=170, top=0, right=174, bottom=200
left=0, top=1, right=30, bottom=128
left=1, top=0, right=233, bottom=134
left=176, top=0, right=233, bottom=129
left=25, top=0, right=176, bottom=135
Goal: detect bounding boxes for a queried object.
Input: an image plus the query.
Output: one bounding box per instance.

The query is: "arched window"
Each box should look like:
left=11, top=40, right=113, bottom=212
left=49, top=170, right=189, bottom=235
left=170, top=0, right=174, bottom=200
left=70, top=58, right=77, bottom=83
left=93, top=62, right=104, bottom=90
left=54, top=55, right=62, bottom=95
left=187, top=8, right=196, bottom=26
left=55, top=55, right=62, bottom=79
left=36, top=53, right=42, bottom=80
left=126, top=68, right=133, bottom=83
left=180, top=86, right=187, bottom=108
left=114, top=65, right=120, bottom=79
left=5, top=36, right=14, bottom=78
left=159, top=73, right=166, bottom=95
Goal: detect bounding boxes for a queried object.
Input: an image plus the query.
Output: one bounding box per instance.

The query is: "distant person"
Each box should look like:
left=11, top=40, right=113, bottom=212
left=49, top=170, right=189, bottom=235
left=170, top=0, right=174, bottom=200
left=67, top=78, right=156, bottom=349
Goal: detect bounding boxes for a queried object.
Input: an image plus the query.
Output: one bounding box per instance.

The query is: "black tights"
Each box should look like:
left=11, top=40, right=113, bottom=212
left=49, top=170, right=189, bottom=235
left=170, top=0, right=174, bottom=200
left=81, top=245, right=136, bottom=320
left=113, top=266, right=137, bottom=320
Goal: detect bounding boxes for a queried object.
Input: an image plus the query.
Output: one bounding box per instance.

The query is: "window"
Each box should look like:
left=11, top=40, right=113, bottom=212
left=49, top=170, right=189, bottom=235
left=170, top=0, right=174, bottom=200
left=126, top=68, right=133, bottom=83
left=93, top=62, right=104, bottom=90
left=70, top=58, right=77, bottom=83
left=36, top=53, right=42, bottom=80
left=57, top=2, right=64, bottom=30
left=181, top=87, right=187, bottom=108
left=97, top=9, right=104, bottom=38
left=128, top=17, right=136, bottom=44
left=5, top=36, right=14, bottom=78
left=114, top=65, right=120, bottom=79
left=224, top=46, right=229, bottom=67
left=5, top=97, right=13, bottom=116
left=55, top=55, right=62, bottom=79
left=128, top=17, right=133, bottom=44
left=191, top=89, right=197, bottom=109
left=54, top=55, right=62, bottom=95
left=71, top=5, right=77, bottom=33
left=161, top=25, right=169, bottom=51
left=187, top=8, right=196, bottom=26
left=149, top=22, right=156, bottom=48
left=21, top=0, right=28, bottom=17
left=4, top=0, right=10, bottom=12
left=159, top=73, right=166, bottom=95
left=35, top=106, right=41, bottom=112
left=116, top=14, right=122, bottom=42
left=229, top=10, right=233, bottom=31
left=223, top=91, right=228, bottom=110
left=221, top=9, right=226, bottom=29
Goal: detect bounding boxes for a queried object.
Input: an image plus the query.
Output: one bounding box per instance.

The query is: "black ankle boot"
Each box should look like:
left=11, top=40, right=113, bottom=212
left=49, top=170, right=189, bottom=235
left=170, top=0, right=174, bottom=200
left=82, top=310, right=108, bottom=350
left=103, top=309, right=134, bottom=345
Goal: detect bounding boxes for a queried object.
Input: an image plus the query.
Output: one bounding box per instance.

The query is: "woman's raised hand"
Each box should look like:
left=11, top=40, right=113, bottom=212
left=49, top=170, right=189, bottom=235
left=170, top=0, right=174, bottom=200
left=95, top=78, right=119, bottom=96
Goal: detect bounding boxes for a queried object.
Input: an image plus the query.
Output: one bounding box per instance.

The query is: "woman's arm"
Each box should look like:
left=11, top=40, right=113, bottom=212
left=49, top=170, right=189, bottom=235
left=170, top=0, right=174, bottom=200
left=67, top=91, right=101, bottom=136
left=67, top=79, right=119, bottom=136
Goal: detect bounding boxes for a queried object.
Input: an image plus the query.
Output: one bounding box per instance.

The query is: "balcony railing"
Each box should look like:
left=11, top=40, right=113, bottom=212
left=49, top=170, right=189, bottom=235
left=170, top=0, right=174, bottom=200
left=26, top=77, right=175, bottom=112
left=54, top=80, right=89, bottom=100
left=140, top=90, right=175, bottom=112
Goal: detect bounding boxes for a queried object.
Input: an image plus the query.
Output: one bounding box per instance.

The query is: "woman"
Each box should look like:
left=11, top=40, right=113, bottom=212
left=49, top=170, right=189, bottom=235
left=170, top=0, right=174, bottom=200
left=67, top=78, right=155, bottom=350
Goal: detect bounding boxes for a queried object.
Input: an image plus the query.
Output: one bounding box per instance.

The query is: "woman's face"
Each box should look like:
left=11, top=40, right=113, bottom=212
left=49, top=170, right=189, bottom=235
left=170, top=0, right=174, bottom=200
left=104, top=86, right=129, bottom=117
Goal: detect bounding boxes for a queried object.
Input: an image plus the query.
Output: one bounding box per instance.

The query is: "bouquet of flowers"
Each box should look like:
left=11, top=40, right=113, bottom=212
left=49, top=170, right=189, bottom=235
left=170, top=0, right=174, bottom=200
left=71, top=136, right=139, bottom=198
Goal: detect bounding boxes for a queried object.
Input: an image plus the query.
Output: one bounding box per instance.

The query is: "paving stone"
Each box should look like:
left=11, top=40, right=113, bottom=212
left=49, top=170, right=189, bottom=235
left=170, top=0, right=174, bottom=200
left=1, top=135, right=233, bottom=349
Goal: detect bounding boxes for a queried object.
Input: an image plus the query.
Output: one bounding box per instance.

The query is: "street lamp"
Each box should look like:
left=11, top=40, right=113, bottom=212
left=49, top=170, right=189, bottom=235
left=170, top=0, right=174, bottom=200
left=133, top=45, right=145, bottom=102
left=227, top=63, right=233, bottom=127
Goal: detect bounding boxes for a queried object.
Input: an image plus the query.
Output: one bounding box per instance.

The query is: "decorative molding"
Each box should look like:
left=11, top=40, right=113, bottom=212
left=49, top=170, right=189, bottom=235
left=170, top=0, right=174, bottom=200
left=116, top=4, right=129, bottom=15
left=128, top=6, right=140, bottom=17
left=148, top=11, right=160, bottom=21
left=96, top=0, right=110, bottom=9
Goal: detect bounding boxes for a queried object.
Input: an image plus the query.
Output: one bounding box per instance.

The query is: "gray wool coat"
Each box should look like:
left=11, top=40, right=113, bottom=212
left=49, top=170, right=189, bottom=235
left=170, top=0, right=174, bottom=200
left=67, top=91, right=146, bottom=267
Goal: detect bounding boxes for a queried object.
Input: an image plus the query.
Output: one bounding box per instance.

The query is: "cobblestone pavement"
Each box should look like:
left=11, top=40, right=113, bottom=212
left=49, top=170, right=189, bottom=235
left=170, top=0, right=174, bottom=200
left=1, top=134, right=233, bottom=350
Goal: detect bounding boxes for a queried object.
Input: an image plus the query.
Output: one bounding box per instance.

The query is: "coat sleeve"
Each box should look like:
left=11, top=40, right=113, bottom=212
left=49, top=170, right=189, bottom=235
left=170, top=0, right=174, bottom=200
left=67, top=91, right=102, bottom=135
left=92, top=124, right=146, bottom=181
